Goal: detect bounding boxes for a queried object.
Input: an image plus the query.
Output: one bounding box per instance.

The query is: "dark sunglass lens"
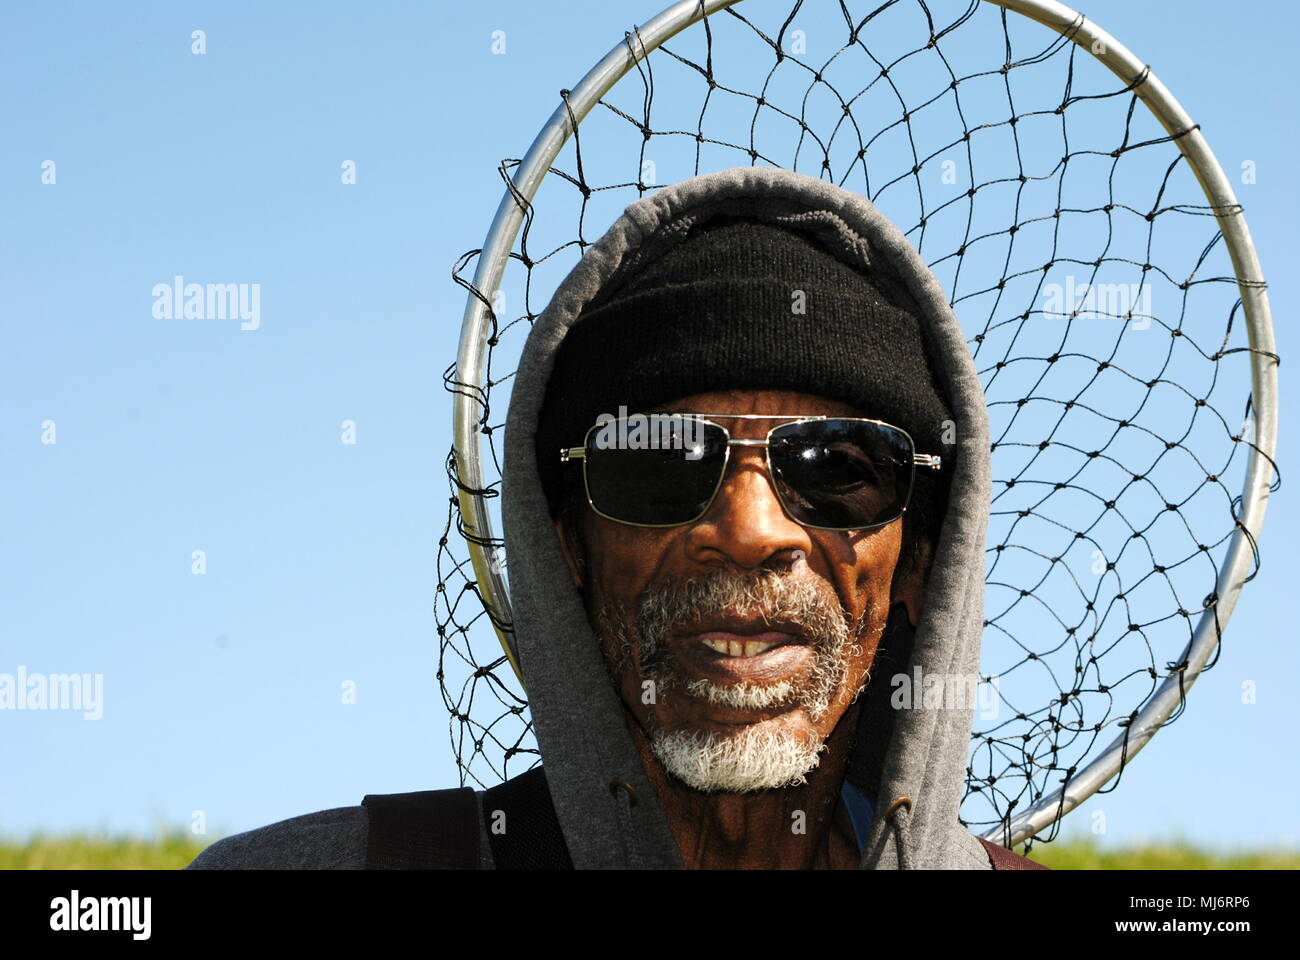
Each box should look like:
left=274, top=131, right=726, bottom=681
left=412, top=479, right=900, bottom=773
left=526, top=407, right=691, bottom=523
left=582, top=417, right=727, bottom=525
left=768, top=419, right=913, bottom=529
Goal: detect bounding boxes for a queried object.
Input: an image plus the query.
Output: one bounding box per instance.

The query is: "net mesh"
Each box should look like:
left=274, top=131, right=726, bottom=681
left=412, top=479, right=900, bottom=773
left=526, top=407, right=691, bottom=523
left=436, top=0, right=1279, bottom=846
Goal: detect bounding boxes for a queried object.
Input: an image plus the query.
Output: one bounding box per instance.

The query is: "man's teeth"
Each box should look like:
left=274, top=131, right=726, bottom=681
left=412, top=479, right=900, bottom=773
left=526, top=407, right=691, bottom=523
left=701, top=638, right=782, bottom=657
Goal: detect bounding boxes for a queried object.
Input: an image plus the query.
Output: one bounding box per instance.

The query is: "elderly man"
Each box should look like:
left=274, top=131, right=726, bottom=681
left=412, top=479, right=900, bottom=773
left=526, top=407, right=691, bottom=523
left=188, top=166, right=1043, bottom=870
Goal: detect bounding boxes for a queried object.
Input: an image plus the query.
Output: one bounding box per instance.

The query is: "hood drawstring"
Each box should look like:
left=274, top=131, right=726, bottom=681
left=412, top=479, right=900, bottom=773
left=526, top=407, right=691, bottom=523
left=886, top=796, right=915, bottom=871
left=609, top=780, right=646, bottom=869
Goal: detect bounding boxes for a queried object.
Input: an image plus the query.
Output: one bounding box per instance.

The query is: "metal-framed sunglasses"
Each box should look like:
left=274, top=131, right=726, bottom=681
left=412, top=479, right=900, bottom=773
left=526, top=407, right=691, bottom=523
left=559, top=413, right=942, bottom=532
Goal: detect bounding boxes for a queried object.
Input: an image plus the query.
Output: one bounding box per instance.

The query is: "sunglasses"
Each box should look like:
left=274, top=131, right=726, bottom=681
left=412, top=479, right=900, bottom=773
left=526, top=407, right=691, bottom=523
left=559, top=413, right=942, bottom=531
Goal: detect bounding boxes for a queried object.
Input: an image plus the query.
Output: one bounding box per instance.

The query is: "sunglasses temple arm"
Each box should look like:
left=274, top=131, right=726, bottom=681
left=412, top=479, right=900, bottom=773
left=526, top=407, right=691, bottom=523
left=559, top=447, right=586, bottom=462
left=913, top=453, right=942, bottom=469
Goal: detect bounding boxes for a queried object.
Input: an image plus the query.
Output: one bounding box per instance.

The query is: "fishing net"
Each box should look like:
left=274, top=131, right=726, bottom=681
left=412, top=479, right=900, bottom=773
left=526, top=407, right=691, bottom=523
left=435, top=0, right=1278, bottom=846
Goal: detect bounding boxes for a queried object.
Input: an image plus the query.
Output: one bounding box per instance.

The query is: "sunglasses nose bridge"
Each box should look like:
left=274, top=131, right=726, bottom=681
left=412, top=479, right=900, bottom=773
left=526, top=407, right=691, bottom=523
left=715, top=438, right=783, bottom=515
left=685, top=444, right=811, bottom=565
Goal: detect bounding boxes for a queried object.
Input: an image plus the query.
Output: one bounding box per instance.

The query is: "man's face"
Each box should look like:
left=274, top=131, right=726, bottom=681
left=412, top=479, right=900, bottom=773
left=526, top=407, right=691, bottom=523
left=555, top=389, right=928, bottom=793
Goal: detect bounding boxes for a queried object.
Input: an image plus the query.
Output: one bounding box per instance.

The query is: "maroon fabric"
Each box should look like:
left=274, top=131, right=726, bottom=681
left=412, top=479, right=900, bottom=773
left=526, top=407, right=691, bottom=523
left=977, top=837, right=1050, bottom=870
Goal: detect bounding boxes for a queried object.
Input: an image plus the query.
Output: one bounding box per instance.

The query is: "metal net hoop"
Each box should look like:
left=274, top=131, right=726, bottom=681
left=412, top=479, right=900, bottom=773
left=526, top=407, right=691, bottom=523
left=437, top=0, right=1279, bottom=848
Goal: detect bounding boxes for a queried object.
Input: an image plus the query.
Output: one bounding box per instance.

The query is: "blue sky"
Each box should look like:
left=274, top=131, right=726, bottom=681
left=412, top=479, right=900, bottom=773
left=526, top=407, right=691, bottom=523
left=2, top=0, right=1295, bottom=853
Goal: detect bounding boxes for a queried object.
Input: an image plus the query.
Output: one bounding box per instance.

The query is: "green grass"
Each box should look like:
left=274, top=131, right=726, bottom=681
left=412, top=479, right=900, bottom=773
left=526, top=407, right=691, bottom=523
left=2, top=831, right=1296, bottom=869
left=0, top=831, right=208, bottom=870
left=1024, top=836, right=1300, bottom=870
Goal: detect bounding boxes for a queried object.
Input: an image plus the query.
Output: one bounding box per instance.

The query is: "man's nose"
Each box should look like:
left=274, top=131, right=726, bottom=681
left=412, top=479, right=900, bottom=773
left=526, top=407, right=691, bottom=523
left=682, top=451, right=813, bottom=569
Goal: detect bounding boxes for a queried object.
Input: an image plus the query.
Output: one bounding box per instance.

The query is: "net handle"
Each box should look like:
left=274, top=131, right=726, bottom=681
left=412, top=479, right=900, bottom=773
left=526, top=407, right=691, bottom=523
left=450, top=0, right=1279, bottom=845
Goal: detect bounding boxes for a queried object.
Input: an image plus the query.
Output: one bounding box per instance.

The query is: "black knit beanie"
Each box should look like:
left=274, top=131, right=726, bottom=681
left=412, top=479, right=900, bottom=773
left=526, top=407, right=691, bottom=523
left=536, top=215, right=953, bottom=519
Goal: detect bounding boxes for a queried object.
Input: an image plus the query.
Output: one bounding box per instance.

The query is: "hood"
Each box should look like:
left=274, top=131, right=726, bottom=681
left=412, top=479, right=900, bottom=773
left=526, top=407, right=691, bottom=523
left=501, top=165, right=993, bottom=869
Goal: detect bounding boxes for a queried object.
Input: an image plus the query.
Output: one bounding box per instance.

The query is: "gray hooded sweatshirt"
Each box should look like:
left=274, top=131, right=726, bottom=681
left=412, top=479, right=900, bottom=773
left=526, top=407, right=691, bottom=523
left=187, top=166, right=996, bottom=870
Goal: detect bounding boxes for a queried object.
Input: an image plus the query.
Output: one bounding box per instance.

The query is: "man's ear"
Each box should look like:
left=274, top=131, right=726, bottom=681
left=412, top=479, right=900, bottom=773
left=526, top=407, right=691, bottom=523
left=554, top=515, right=586, bottom=591
left=894, top=536, right=932, bottom=628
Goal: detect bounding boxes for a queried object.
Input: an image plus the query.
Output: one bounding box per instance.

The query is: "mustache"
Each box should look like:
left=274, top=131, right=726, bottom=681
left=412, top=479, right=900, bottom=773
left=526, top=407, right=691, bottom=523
left=635, top=567, right=853, bottom=670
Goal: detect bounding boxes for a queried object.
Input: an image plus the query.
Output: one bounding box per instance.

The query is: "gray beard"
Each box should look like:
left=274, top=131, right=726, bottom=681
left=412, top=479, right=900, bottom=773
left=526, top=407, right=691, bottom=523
left=598, top=568, right=868, bottom=794
left=649, top=725, right=830, bottom=794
